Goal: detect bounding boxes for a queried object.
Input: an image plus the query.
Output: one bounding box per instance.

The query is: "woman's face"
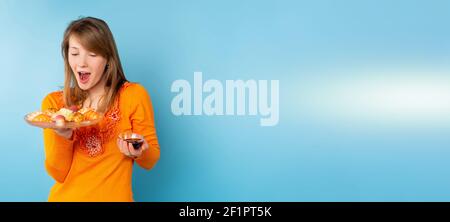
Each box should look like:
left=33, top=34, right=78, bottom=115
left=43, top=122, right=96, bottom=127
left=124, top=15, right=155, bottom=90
left=68, top=35, right=107, bottom=91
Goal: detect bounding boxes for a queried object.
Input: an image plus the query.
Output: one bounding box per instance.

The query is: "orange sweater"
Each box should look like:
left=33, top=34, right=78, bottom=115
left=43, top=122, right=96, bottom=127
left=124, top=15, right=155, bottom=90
left=41, top=82, right=160, bottom=202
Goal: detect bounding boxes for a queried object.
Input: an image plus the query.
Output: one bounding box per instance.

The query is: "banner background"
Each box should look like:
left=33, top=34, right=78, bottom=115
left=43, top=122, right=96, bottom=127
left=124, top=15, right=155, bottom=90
left=1, top=0, right=450, bottom=201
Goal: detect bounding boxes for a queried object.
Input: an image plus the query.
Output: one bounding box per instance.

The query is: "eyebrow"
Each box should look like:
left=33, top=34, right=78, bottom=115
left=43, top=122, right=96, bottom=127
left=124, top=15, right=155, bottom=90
left=70, top=47, right=79, bottom=50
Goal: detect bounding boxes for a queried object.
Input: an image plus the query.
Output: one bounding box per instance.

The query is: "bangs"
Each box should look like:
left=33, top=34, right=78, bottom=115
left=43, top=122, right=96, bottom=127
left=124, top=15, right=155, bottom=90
left=67, top=25, right=109, bottom=58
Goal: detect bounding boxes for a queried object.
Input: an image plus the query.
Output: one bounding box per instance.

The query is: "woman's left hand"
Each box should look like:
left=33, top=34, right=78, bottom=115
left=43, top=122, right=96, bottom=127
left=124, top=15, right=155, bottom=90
left=116, top=137, right=149, bottom=159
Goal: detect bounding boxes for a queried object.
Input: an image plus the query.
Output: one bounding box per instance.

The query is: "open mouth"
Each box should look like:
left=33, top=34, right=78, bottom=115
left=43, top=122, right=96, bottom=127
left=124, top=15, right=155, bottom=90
left=78, top=71, right=91, bottom=83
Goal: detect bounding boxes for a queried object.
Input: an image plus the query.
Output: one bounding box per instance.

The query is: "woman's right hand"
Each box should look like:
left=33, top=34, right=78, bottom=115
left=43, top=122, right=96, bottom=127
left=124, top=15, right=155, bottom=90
left=54, top=128, right=73, bottom=139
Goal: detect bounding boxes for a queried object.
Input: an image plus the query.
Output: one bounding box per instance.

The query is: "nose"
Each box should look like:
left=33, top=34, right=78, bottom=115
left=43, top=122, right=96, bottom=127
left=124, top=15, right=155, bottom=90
left=77, top=54, right=88, bottom=68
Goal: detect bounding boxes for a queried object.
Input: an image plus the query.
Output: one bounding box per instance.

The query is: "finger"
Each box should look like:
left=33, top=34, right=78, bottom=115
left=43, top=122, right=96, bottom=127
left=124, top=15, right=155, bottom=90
left=127, top=142, right=140, bottom=157
left=116, top=138, right=120, bottom=148
left=122, top=140, right=132, bottom=156
left=116, top=138, right=123, bottom=152
left=54, top=128, right=64, bottom=134
left=119, top=139, right=129, bottom=156
left=134, top=146, right=143, bottom=157
left=117, top=138, right=124, bottom=152
left=54, top=128, right=72, bottom=138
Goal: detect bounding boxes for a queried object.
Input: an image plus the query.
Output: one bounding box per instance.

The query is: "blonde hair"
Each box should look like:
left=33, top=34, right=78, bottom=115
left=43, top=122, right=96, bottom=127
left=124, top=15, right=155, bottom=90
left=61, top=16, right=127, bottom=113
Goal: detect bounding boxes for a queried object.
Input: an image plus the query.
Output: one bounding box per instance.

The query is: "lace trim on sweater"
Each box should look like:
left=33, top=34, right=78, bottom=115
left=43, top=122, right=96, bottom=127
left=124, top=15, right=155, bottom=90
left=52, top=82, right=132, bottom=157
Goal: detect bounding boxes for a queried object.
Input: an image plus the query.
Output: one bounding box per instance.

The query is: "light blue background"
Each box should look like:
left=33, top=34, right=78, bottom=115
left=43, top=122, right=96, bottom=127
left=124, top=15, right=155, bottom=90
left=1, top=0, right=450, bottom=201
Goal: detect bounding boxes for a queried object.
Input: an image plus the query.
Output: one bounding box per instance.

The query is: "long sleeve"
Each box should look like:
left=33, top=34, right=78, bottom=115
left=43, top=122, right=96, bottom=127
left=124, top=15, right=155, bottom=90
left=127, top=84, right=161, bottom=170
left=41, top=93, right=74, bottom=183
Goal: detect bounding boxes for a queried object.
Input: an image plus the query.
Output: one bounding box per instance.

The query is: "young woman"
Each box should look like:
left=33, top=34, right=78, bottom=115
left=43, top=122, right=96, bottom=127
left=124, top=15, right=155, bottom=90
left=41, top=17, right=160, bottom=201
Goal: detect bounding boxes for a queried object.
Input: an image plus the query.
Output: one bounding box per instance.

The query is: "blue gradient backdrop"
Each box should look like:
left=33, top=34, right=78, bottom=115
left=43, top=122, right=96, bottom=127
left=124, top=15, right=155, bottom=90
left=1, top=0, right=450, bottom=201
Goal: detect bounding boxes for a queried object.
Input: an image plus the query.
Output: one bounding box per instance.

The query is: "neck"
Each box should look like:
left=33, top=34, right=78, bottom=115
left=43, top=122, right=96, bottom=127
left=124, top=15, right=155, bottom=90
left=88, top=77, right=107, bottom=99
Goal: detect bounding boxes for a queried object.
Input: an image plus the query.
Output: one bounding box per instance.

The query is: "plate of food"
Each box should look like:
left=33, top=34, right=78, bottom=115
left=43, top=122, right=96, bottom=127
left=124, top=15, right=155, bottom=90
left=25, top=106, right=103, bottom=129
